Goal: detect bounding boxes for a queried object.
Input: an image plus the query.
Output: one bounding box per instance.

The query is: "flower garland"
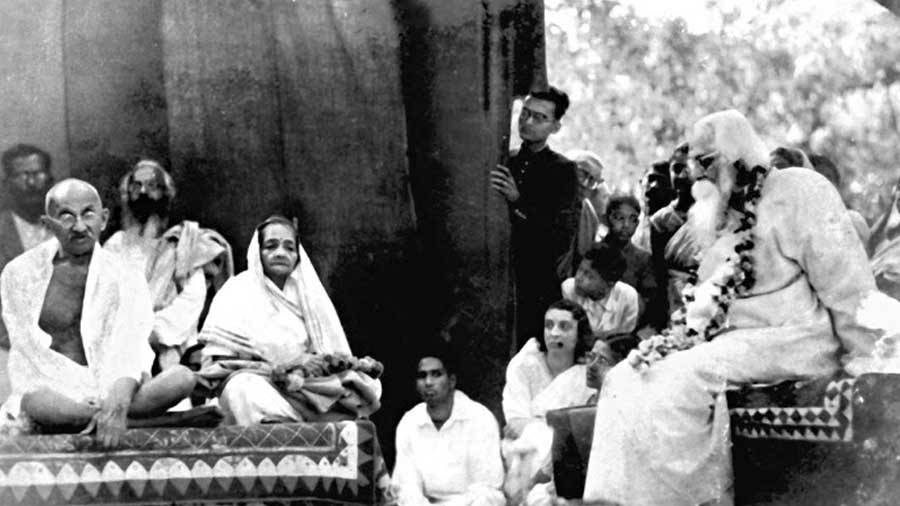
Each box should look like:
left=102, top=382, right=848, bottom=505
left=627, top=161, right=769, bottom=370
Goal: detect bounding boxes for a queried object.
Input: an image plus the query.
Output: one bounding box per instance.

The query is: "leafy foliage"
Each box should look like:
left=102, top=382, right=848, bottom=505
left=530, top=0, right=900, bottom=222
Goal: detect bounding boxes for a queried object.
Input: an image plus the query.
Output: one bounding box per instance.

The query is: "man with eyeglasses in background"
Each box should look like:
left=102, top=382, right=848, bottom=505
left=0, top=144, right=56, bottom=403
left=491, top=87, right=579, bottom=348
left=0, top=144, right=55, bottom=264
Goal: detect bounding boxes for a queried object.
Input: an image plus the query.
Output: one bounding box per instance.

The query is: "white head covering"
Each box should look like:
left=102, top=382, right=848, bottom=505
left=566, top=149, right=605, bottom=181
left=246, top=222, right=350, bottom=355
left=200, top=222, right=351, bottom=366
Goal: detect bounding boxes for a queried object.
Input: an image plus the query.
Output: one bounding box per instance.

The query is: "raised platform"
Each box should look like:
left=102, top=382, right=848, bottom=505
left=547, top=373, right=900, bottom=505
left=0, top=420, right=390, bottom=506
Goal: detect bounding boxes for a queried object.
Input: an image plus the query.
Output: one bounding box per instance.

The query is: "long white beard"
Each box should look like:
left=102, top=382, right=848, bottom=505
left=685, top=174, right=734, bottom=250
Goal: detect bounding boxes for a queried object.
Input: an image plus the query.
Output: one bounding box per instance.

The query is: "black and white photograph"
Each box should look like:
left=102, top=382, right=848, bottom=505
left=0, top=1, right=899, bottom=505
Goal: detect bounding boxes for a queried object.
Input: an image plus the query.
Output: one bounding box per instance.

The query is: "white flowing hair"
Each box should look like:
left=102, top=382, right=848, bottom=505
left=565, top=149, right=605, bottom=180
left=689, top=109, right=770, bottom=169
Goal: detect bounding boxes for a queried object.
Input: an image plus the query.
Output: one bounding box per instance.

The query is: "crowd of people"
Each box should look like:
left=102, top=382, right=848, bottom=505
left=489, top=88, right=900, bottom=506
left=0, top=150, right=382, bottom=444
left=0, top=82, right=898, bottom=506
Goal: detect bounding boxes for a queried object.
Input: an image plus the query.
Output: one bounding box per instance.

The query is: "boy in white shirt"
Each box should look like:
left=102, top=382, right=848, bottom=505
left=561, top=243, right=639, bottom=340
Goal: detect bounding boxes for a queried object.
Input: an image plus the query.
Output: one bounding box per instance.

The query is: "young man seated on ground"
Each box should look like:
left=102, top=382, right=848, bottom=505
left=561, top=243, right=639, bottom=341
left=392, top=341, right=504, bottom=506
left=0, top=179, right=195, bottom=446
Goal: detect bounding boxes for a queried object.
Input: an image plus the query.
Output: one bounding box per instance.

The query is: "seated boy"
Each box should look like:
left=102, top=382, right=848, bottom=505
left=561, top=244, right=639, bottom=340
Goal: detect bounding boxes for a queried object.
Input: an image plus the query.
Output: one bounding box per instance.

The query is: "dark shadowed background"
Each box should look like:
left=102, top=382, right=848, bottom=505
left=0, top=0, right=547, bottom=465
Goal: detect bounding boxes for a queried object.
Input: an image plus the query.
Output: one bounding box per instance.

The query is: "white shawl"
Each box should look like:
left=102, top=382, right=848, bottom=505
left=199, top=230, right=350, bottom=367
left=502, top=338, right=594, bottom=421
left=1, top=240, right=155, bottom=406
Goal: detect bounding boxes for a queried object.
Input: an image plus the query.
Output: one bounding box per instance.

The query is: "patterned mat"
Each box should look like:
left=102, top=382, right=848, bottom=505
left=0, top=421, right=388, bottom=505
left=729, top=378, right=855, bottom=442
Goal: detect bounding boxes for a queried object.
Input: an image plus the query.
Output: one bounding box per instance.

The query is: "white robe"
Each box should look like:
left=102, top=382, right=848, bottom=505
left=583, top=168, right=899, bottom=506
left=105, top=221, right=231, bottom=350
left=0, top=240, right=154, bottom=426
left=200, top=229, right=377, bottom=425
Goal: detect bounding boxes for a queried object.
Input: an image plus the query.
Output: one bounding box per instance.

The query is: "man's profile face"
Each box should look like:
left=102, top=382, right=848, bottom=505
left=585, top=339, right=615, bottom=390
left=518, top=97, right=560, bottom=144
left=7, top=154, right=52, bottom=208
left=643, top=173, right=672, bottom=213
left=415, top=357, right=455, bottom=406
left=43, top=188, right=108, bottom=257
left=669, top=147, right=693, bottom=195
left=686, top=124, right=726, bottom=184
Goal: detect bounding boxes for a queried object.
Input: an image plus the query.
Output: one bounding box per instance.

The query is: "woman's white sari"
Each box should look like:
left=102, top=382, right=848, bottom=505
left=502, top=338, right=594, bottom=505
left=502, top=338, right=594, bottom=422
left=201, top=230, right=350, bottom=364
left=199, top=229, right=379, bottom=424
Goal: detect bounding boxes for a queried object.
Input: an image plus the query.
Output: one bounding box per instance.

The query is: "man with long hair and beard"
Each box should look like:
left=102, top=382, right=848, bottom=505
left=105, top=160, right=233, bottom=379
left=581, top=110, right=900, bottom=506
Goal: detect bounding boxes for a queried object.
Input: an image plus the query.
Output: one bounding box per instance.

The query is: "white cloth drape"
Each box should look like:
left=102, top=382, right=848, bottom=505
left=584, top=168, right=900, bottom=506
left=200, top=229, right=350, bottom=367
left=0, top=240, right=154, bottom=420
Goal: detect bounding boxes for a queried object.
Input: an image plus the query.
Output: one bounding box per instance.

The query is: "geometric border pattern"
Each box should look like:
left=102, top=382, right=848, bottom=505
left=0, top=421, right=381, bottom=505
left=730, top=378, right=855, bottom=442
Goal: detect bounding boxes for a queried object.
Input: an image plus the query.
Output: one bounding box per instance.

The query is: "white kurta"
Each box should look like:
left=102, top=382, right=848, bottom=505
left=0, top=240, right=154, bottom=426
left=393, top=390, right=505, bottom=506
left=583, top=168, right=896, bottom=506
left=561, top=278, right=639, bottom=337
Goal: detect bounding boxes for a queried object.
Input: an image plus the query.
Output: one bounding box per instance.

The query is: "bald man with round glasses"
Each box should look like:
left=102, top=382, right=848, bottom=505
left=0, top=179, right=195, bottom=447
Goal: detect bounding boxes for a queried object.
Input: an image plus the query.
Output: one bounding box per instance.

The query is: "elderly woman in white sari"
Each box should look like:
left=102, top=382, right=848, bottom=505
left=199, top=216, right=382, bottom=425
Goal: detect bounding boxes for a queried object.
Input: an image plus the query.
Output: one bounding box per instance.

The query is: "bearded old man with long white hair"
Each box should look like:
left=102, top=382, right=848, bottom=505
left=581, top=110, right=900, bottom=506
